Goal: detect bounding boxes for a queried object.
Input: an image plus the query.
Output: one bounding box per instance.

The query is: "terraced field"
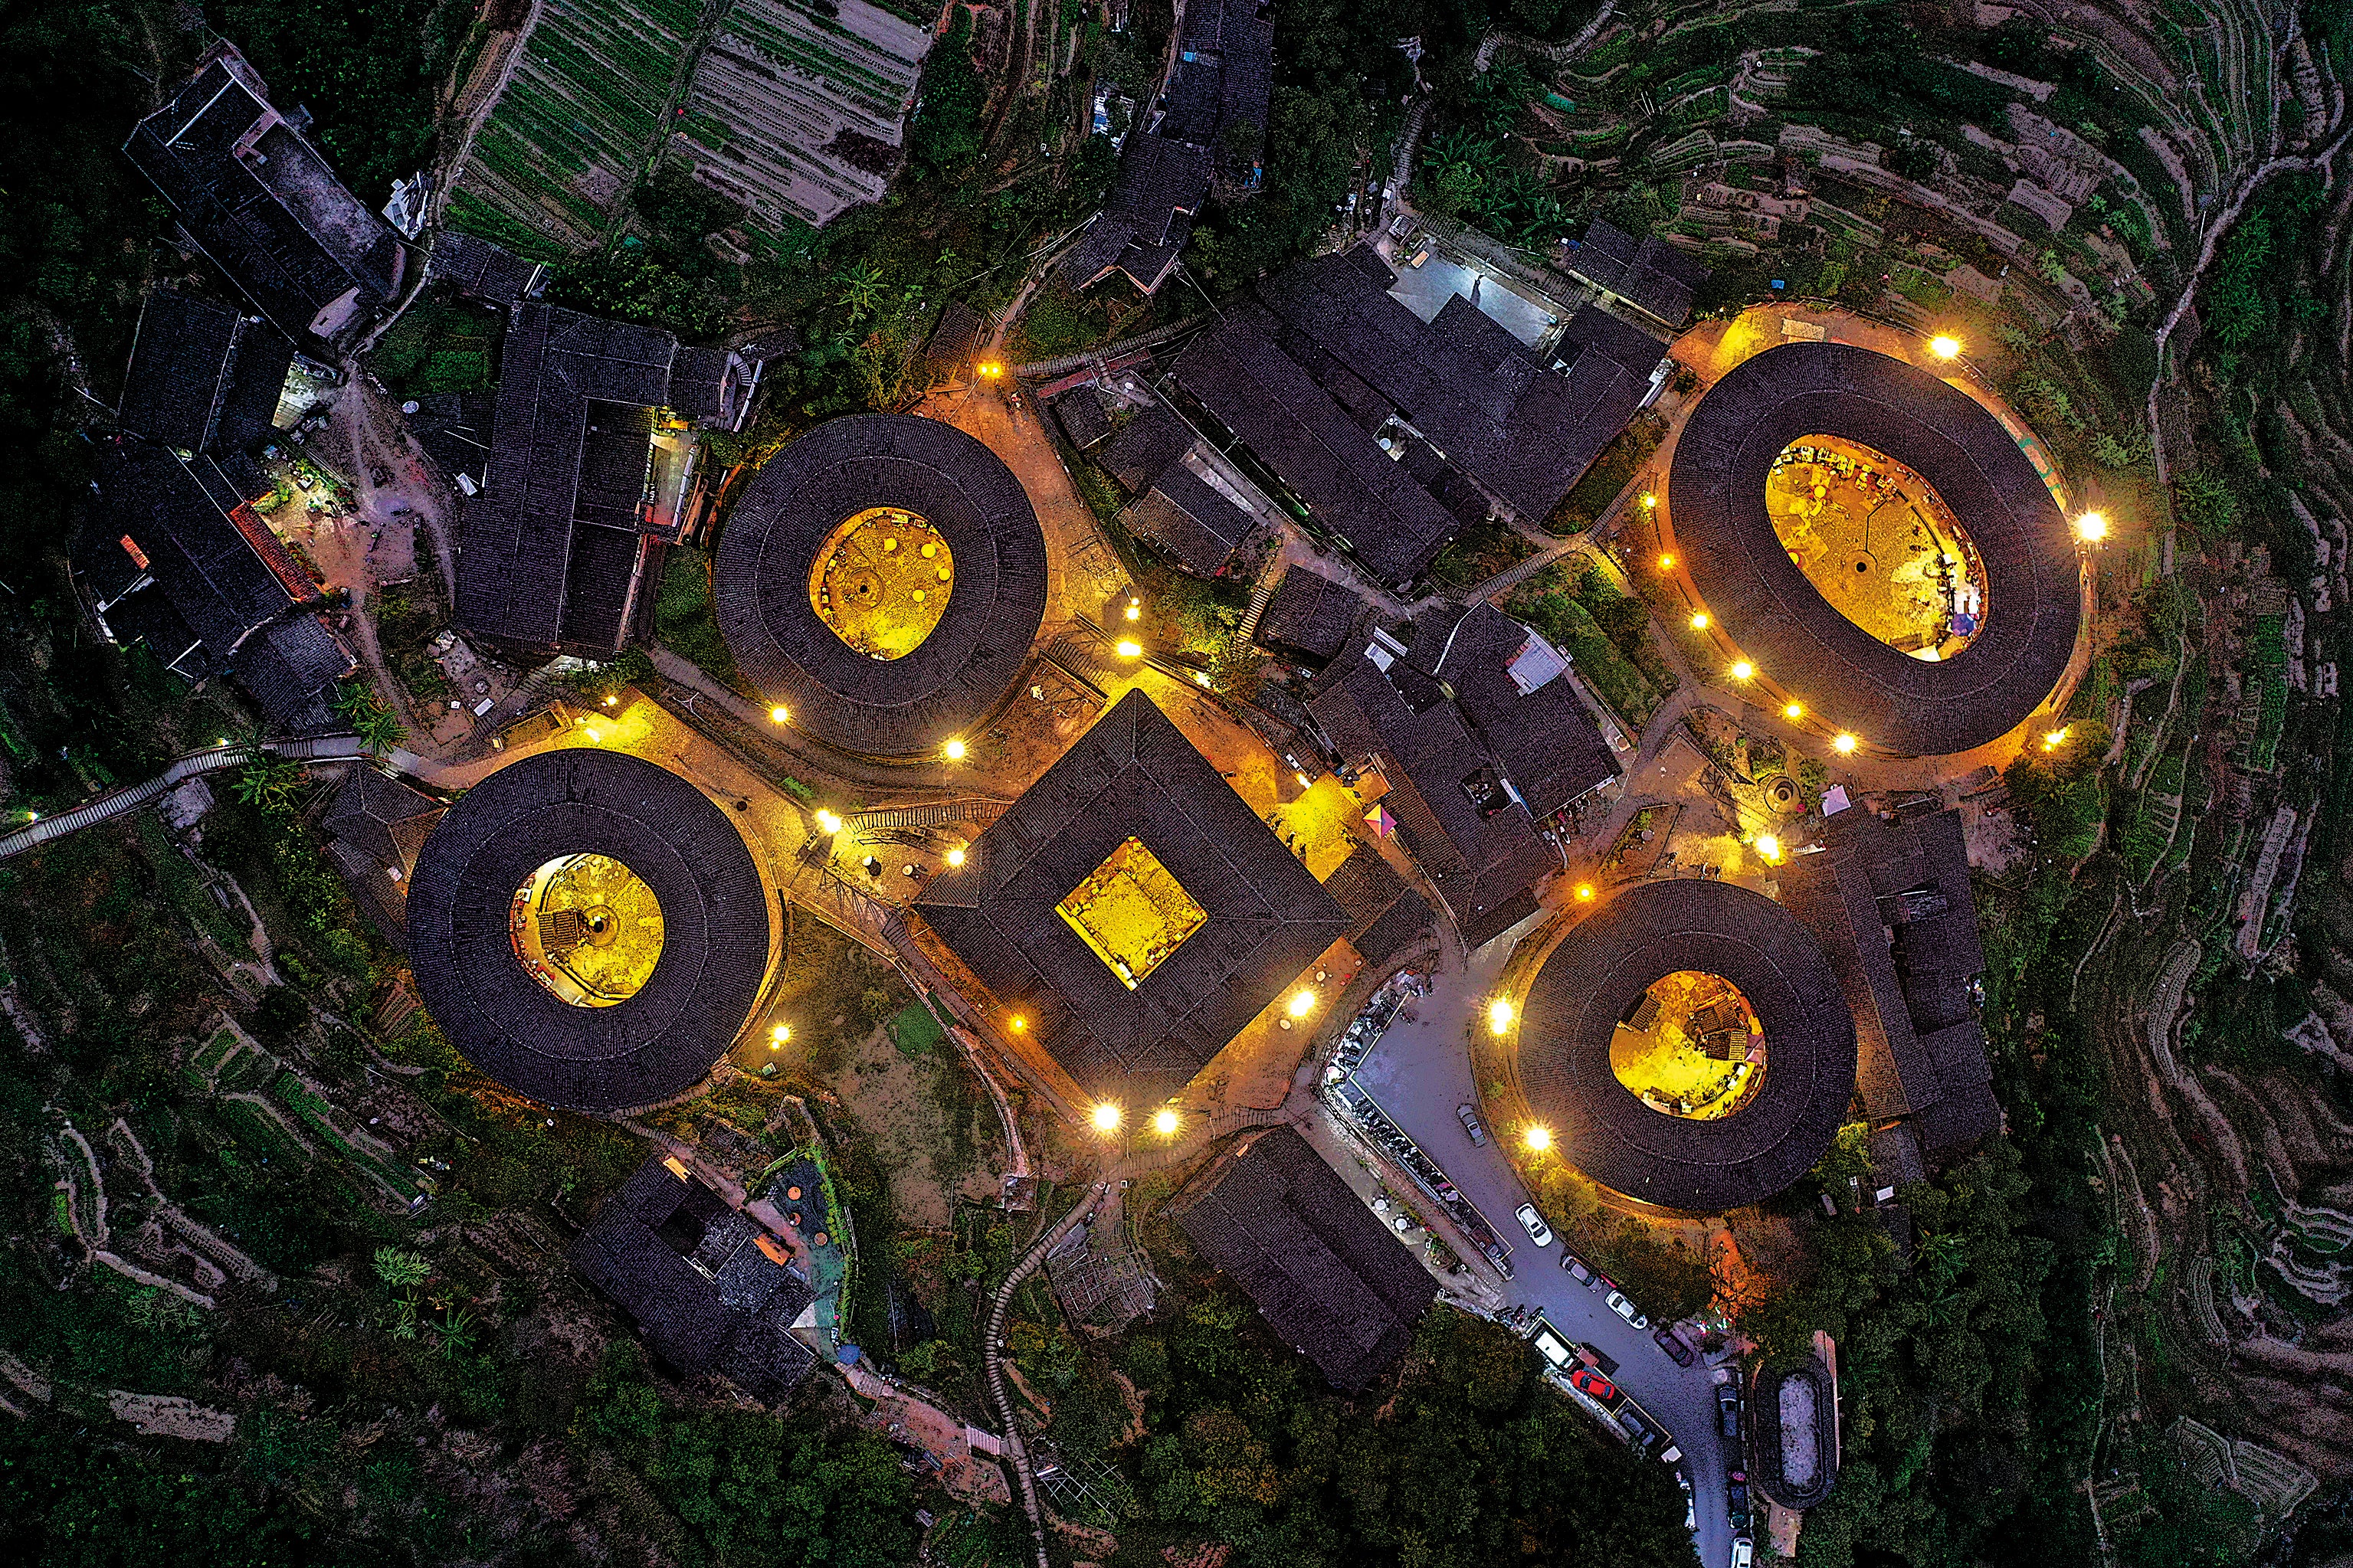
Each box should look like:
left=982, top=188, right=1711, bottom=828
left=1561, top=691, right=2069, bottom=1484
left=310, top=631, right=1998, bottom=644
left=671, top=0, right=929, bottom=240
left=444, top=0, right=929, bottom=257
left=446, top=0, right=711, bottom=257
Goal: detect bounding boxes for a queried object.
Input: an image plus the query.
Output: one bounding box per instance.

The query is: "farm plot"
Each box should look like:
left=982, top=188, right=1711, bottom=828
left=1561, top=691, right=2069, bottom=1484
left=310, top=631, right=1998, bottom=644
left=670, top=0, right=929, bottom=236
left=446, top=0, right=709, bottom=257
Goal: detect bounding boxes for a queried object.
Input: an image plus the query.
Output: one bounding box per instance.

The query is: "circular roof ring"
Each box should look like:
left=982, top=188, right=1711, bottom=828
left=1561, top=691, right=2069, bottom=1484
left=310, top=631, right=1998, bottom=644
left=407, top=749, right=774, bottom=1112
left=716, top=414, right=1050, bottom=760
left=1668, top=342, right=2079, bottom=755
left=1516, top=879, right=1856, bottom=1211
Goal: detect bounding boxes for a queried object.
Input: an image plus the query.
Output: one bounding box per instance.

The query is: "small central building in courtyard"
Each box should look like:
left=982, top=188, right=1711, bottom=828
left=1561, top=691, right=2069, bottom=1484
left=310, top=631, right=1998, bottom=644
left=911, top=689, right=1349, bottom=1115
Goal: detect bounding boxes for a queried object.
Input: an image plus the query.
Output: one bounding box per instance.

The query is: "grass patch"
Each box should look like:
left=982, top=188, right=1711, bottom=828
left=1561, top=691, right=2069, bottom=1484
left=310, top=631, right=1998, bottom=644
left=1430, top=516, right=1538, bottom=588
left=1546, top=414, right=1664, bottom=535
left=888, top=997, right=945, bottom=1058
left=654, top=547, right=750, bottom=696
left=1501, top=561, right=1673, bottom=730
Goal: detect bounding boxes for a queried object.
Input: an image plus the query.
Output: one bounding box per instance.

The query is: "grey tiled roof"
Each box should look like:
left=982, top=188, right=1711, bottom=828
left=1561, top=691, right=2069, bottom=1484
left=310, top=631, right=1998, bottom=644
left=913, top=690, right=1349, bottom=1108
left=407, top=751, right=773, bottom=1112
left=232, top=612, right=355, bottom=734
left=1778, top=807, right=1999, bottom=1157
left=1057, top=136, right=1213, bottom=294
left=1122, top=463, right=1255, bottom=576
left=75, top=447, right=290, bottom=666
left=1171, top=302, right=1463, bottom=585
left=1252, top=248, right=1662, bottom=525
left=1307, top=606, right=1614, bottom=945
left=424, top=231, right=544, bottom=306
left=714, top=414, right=1049, bottom=758
left=457, top=303, right=754, bottom=651
left=1253, top=565, right=1366, bottom=666
left=1667, top=342, right=2078, bottom=755
left=1097, top=405, right=1194, bottom=493
left=116, top=290, right=291, bottom=455
left=1169, top=1124, right=1437, bottom=1390
left=123, top=46, right=414, bottom=355
left=1517, top=878, right=1857, bottom=1210
left=1322, top=846, right=1432, bottom=967
left=1050, top=388, right=1115, bottom=450
left=322, top=766, right=444, bottom=874
left=569, top=1157, right=817, bottom=1403
left=1563, top=220, right=1709, bottom=328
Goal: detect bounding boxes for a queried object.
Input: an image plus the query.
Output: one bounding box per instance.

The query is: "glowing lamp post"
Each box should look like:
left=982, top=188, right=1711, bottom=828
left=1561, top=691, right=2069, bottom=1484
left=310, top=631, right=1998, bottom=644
left=1488, top=997, right=1516, bottom=1035
left=2074, top=511, right=2109, bottom=545
left=1929, top=335, right=1961, bottom=360
left=1090, top=1102, right=1122, bottom=1134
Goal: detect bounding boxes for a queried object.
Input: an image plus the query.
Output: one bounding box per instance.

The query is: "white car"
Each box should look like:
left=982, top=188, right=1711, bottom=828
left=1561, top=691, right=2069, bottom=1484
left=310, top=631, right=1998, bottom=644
left=1514, top=1203, right=1555, bottom=1246
left=1606, top=1290, right=1650, bottom=1330
left=1731, top=1539, right=1754, bottom=1568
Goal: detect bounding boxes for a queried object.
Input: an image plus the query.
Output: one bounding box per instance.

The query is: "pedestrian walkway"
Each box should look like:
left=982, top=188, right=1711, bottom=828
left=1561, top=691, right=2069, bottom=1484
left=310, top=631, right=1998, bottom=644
left=0, top=735, right=366, bottom=860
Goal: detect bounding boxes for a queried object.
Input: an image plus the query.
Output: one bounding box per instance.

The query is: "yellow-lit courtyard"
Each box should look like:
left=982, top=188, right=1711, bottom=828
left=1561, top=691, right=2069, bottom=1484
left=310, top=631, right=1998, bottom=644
left=1766, top=436, right=1984, bottom=659
left=808, top=506, right=954, bottom=660
left=510, top=852, right=665, bottom=1007
left=1611, top=969, right=1766, bottom=1119
left=1057, top=836, right=1207, bottom=989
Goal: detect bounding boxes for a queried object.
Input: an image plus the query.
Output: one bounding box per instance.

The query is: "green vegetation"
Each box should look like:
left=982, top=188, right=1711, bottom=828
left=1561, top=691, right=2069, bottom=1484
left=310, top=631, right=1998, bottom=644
left=221, top=0, right=475, bottom=202
left=1040, top=1298, right=1694, bottom=1566
left=653, top=546, right=749, bottom=695
left=1502, top=560, right=1674, bottom=729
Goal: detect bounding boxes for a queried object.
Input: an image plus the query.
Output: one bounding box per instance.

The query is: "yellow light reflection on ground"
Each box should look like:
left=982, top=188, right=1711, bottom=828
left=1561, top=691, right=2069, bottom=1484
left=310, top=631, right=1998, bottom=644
left=1766, top=435, right=1984, bottom=660
left=509, top=853, right=664, bottom=1007
left=1610, top=970, right=1767, bottom=1120
left=808, top=506, right=953, bottom=660
left=1055, top=836, right=1207, bottom=990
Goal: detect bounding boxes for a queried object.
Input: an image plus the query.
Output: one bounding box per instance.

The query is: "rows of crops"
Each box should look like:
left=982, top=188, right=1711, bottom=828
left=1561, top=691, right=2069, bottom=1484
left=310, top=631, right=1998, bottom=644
left=451, top=0, right=710, bottom=255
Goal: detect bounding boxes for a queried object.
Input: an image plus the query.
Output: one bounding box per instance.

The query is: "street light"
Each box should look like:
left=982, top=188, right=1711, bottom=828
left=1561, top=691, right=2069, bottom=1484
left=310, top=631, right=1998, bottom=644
left=814, top=808, right=843, bottom=833
left=1525, top=1126, right=1552, bottom=1153
left=1658, top=552, right=1676, bottom=569
left=2042, top=725, right=2071, bottom=752
left=1008, top=1014, right=1027, bottom=1033
left=1731, top=660, right=1754, bottom=680
left=1783, top=701, right=1804, bottom=721
left=2074, top=511, right=2109, bottom=543
left=770, top=1023, right=791, bottom=1047
left=1288, top=990, right=1316, bottom=1018
left=1153, top=1108, right=1181, bottom=1136
left=1929, top=334, right=1962, bottom=361
left=1575, top=882, right=1595, bottom=901
left=943, top=738, right=967, bottom=761
left=1124, top=597, right=1142, bottom=622
left=1488, top=997, right=1515, bottom=1034
left=769, top=705, right=790, bottom=724
left=1115, top=640, right=1142, bottom=657
left=946, top=847, right=966, bottom=867
left=1091, top=1102, right=1122, bottom=1133
left=1832, top=733, right=1858, bottom=755
left=1689, top=611, right=1709, bottom=630
left=1755, top=833, right=1783, bottom=863
left=1641, top=493, right=1657, bottom=509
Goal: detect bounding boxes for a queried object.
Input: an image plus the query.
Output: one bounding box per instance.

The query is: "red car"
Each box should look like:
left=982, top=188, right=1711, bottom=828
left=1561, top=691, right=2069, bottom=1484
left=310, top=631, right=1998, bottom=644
left=1568, top=1364, right=1617, bottom=1404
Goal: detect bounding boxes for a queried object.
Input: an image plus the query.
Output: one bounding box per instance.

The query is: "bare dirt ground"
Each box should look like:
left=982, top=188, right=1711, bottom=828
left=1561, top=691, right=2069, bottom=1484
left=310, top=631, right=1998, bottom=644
left=824, top=1021, right=1004, bottom=1229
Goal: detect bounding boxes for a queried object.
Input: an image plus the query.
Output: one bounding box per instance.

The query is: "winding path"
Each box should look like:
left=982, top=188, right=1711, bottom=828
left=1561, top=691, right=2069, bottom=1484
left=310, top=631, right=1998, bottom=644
left=0, top=735, right=368, bottom=861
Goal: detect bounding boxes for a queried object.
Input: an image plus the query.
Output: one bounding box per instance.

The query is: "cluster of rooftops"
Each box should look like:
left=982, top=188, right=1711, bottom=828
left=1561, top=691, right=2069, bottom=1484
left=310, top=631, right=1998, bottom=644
left=75, top=40, right=2038, bottom=1401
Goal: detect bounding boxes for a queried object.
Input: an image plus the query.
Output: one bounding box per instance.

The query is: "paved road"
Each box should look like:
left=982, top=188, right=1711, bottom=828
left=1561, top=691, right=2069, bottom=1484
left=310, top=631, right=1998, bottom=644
left=1349, top=924, right=1739, bottom=1568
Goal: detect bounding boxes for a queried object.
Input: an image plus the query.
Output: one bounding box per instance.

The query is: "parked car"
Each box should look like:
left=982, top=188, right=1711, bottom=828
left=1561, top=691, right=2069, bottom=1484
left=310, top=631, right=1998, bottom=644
left=1677, top=1471, right=1695, bottom=1532
left=1456, top=1103, right=1486, bottom=1145
left=1514, top=1203, right=1555, bottom=1246
left=1606, top=1290, right=1650, bottom=1330
left=1718, top=1382, right=1742, bottom=1441
left=1731, top=1539, right=1754, bottom=1568
left=1558, top=1248, right=1591, bottom=1282
left=1728, top=1476, right=1752, bottom=1530
left=1654, top=1327, right=1696, bottom=1367
left=1568, top=1364, right=1616, bottom=1404
left=1614, top=1405, right=1663, bottom=1455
